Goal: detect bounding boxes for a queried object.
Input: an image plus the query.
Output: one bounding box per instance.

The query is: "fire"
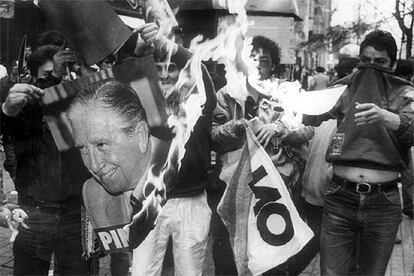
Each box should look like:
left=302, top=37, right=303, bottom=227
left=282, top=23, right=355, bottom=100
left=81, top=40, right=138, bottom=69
left=140, top=0, right=253, bottom=201
left=142, top=0, right=178, bottom=37
left=132, top=0, right=305, bottom=228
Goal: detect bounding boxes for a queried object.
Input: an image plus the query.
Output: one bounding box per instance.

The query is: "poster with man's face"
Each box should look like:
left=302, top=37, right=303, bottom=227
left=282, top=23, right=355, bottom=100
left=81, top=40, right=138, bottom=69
left=41, top=56, right=169, bottom=253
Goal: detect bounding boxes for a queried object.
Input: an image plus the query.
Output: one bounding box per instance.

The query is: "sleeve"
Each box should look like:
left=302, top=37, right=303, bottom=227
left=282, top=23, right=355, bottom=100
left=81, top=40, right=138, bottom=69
left=395, top=87, right=414, bottom=145
left=170, top=45, right=217, bottom=115
left=171, top=45, right=192, bottom=69
left=283, top=125, right=314, bottom=147
left=201, top=63, right=217, bottom=115
left=0, top=76, right=14, bottom=103
left=0, top=76, right=14, bottom=138
left=1, top=75, right=61, bottom=139
left=211, top=89, right=246, bottom=153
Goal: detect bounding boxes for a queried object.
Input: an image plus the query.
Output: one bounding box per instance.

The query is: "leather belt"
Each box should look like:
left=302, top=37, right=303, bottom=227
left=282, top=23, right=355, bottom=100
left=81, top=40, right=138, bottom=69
left=332, top=175, right=399, bottom=194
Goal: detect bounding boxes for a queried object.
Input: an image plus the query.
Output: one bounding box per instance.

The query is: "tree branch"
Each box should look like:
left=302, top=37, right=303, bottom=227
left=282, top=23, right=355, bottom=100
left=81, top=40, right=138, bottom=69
left=394, top=0, right=410, bottom=35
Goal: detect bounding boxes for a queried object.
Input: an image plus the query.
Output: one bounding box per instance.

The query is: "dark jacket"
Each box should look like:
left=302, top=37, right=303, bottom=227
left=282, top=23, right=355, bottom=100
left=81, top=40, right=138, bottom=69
left=212, top=86, right=314, bottom=189
left=165, top=46, right=217, bottom=198
left=303, top=64, right=414, bottom=171
left=1, top=74, right=90, bottom=207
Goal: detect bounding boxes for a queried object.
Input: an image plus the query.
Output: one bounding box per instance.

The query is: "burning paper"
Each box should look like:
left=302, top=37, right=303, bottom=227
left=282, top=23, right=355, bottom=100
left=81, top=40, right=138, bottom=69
left=142, top=0, right=179, bottom=36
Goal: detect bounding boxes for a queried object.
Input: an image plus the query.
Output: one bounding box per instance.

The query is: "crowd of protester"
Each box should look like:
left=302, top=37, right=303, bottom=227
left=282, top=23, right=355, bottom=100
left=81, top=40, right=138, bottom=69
left=0, top=19, right=413, bottom=276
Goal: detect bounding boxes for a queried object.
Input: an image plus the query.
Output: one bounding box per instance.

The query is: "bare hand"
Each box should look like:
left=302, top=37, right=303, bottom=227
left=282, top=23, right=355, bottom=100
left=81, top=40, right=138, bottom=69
left=52, top=49, right=78, bottom=79
left=255, top=123, right=277, bottom=148
left=5, top=208, right=29, bottom=242
left=136, top=23, right=161, bottom=44
left=136, top=23, right=177, bottom=57
left=2, top=84, right=43, bottom=117
left=354, top=102, right=401, bottom=130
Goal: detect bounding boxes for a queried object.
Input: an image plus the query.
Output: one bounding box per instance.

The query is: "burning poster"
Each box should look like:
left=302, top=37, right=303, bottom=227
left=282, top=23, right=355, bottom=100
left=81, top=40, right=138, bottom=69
left=37, top=0, right=206, bottom=259
left=40, top=56, right=170, bottom=254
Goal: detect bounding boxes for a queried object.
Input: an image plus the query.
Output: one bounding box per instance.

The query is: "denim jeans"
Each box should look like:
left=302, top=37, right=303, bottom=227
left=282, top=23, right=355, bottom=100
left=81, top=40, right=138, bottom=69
left=13, top=204, right=90, bottom=276
left=320, top=179, right=402, bottom=276
left=401, top=159, right=413, bottom=215
left=208, top=187, right=237, bottom=276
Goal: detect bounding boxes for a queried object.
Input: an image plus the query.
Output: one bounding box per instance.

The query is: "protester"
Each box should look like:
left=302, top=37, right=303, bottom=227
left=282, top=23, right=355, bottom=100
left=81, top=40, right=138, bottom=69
left=395, top=59, right=414, bottom=82
left=68, top=22, right=216, bottom=276
left=303, top=30, right=414, bottom=275
left=212, top=35, right=313, bottom=275
left=293, top=64, right=302, bottom=82
left=300, top=67, right=311, bottom=91
left=395, top=59, right=414, bottom=219
left=0, top=43, right=90, bottom=275
left=130, top=23, right=216, bottom=276
left=331, top=57, right=359, bottom=85
left=308, top=66, right=330, bottom=91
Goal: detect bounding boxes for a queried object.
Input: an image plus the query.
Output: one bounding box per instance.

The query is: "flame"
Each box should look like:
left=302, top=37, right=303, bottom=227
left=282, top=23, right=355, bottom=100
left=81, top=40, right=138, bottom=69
left=143, top=0, right=253, bottom=195
left=143, top=0, right=178, bottom=38
left=267, top=81, right=304, bottom=131
left=134, top=0, right=305, bottom=224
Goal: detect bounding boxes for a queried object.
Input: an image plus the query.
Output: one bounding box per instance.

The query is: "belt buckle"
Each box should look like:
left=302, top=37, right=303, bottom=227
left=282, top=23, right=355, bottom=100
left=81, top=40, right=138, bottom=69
left=356, top=181, right=371, bottom=194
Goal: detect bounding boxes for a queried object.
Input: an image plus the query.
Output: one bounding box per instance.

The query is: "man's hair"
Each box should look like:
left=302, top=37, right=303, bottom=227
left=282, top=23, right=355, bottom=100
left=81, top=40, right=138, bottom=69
left=360, top=30, right=397, bottom=66
left=27, top=45, right=59, bottom=77
left=316, top=66, right=325, bottom=73
left=252, top=35, right=281, bottom=67
left=36, top=31, right=66, bottom=48
left=69, top=80, right=147, bottom=135
left=395, top=59, right=414, bottom=79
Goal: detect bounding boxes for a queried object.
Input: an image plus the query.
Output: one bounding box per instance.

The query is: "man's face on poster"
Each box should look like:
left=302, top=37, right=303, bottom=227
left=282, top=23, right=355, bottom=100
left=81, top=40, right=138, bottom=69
left=70, top=104, right=149, bottom=194
left=359, top=46, right=392, bottom=69
left=155, top=61, right=180, bottom=94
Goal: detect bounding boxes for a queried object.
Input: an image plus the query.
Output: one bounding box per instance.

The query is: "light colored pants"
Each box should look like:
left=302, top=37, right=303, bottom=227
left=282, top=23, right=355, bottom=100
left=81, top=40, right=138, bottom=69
left=132, top=191, right=211, bottom=276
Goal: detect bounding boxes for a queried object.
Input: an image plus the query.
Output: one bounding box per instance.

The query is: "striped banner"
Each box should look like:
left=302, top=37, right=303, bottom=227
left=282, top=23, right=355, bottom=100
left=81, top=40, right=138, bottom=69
left=218, top=127, right=313, bottom=275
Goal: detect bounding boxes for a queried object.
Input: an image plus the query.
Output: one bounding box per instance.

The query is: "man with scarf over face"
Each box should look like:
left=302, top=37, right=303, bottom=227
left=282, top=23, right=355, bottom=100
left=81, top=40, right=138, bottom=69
left=303, top=30, right=414, bottom=275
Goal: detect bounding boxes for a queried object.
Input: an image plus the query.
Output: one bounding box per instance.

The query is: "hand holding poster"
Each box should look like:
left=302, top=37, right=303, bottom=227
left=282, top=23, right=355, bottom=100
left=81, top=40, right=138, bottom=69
left=218, top=127, right=313, bottom=275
